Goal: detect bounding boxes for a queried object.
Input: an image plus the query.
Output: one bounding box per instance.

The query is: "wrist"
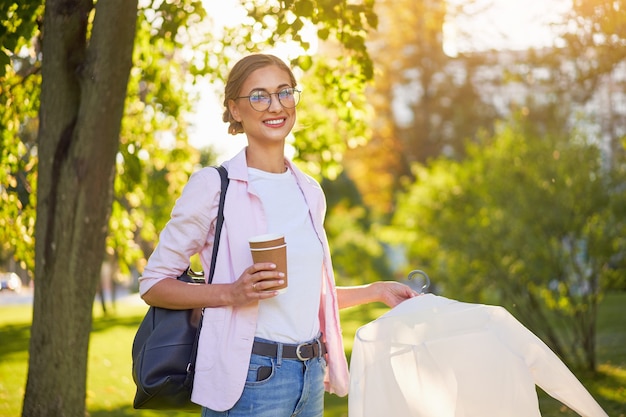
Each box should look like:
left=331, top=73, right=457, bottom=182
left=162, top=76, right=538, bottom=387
left=203, top=283, right=232, bottom=307
left=371, top=282, right=385, bottom=304
left=219, top=283, right=234, bottom=306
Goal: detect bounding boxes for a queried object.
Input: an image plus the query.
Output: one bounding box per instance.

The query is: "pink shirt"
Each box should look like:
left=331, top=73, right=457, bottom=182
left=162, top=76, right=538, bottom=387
left=139, top=148, right=350, bottom=411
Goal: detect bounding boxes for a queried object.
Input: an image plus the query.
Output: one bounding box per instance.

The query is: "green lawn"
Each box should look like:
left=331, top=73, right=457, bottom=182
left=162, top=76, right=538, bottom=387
left=0, top=293, right=624, bottom=417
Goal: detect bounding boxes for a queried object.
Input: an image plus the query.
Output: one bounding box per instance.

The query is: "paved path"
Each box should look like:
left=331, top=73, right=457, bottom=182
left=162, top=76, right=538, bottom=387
left=0, top=287, right=34, bottom=305
left=0, top=287, right=144, bottom=306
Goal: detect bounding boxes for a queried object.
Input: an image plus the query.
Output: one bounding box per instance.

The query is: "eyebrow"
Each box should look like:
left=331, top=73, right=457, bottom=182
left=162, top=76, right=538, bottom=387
left=248, top=84, right=292, bottom=93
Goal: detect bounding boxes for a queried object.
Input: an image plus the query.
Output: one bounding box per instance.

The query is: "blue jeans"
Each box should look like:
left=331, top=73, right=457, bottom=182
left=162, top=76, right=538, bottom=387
left=201, top=342, right=326, bottom=417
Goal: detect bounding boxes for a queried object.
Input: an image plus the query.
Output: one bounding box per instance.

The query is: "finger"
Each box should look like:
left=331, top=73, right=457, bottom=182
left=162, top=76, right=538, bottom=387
left=254, top=270, right=285, bottom=282
left=251, top=280, right=281, bottom=299
left=257, top=289, right=280, bottom=299
left=253, top=279, right=285, bottom=292
left=250, top=262, right=277, bottom=273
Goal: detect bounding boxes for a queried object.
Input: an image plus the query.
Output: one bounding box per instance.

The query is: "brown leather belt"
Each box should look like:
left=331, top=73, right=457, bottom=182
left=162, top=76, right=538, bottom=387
left=252, top=339, right=327, bottom=361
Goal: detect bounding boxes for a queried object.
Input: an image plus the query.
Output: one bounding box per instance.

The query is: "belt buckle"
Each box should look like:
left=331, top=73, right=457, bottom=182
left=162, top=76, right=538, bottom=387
left=296, top=343, right=308, bottom=361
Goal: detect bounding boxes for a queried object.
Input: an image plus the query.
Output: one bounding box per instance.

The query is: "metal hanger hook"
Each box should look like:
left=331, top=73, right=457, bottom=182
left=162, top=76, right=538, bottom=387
left=407, top=270, right=431, bottom=294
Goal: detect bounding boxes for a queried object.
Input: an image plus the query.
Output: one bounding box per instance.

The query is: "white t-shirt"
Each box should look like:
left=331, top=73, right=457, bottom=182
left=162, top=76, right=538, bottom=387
left=248, top=167, right=323, bottom=343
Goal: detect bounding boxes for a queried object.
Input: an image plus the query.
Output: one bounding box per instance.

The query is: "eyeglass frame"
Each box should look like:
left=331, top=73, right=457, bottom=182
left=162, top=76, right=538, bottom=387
left=235, top=87, right=301, bottom=112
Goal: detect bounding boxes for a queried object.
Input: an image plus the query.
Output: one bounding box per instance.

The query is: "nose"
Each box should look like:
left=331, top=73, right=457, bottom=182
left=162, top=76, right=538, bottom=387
left=268, top=93, right=283, bottom=112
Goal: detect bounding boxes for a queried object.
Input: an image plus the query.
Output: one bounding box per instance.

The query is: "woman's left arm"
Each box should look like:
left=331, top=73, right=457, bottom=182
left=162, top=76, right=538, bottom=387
left=336, top=281, right=419, bottom=309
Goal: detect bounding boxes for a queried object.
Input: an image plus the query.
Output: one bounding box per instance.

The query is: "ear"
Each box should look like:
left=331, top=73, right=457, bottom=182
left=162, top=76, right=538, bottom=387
left=228, top=99, right=242, bottom=122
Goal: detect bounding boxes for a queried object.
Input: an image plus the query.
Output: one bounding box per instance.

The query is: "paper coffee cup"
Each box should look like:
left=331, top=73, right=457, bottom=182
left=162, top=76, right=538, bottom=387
left=249, top=233, right=288, bottom=293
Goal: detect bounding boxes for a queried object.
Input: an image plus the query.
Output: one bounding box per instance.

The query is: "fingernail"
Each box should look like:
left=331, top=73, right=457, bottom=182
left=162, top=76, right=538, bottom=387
left=278, top=272, right=285, bottom=277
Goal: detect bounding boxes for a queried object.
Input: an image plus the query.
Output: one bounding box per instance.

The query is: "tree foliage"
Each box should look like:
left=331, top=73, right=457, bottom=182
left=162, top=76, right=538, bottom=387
left=344, top=0, right=499, bottom=217
left=322, top=171, right=394, bottom=285
left=293, top=55, right=372, bottom=180
left=561, top=0, right=626, bottom=79
left=111, top=0, right=214, bottom=275
left=390, top=115, right=626, bottom=370
left=523, top=0, right=626, bottom=165
left=0, top=1, right=43, bottom=271
left=243, top=0, right=377, bottom=80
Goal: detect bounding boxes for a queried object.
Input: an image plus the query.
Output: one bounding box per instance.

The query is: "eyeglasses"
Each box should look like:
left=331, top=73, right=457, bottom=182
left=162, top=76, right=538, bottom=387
left=236, top=87, right=301, bottom=112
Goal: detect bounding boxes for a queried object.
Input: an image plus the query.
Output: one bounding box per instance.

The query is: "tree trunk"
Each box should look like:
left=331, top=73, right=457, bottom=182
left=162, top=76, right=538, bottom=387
left=23, top=1, right=137, bottom=416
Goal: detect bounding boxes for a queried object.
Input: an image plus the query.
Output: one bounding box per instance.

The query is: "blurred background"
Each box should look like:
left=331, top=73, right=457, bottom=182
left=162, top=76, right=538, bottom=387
left=1, top=0, right=624, bottom=415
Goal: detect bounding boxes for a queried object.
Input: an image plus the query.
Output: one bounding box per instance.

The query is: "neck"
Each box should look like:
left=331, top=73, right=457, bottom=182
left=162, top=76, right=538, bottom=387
left=245, top=147, right=286, bottom=173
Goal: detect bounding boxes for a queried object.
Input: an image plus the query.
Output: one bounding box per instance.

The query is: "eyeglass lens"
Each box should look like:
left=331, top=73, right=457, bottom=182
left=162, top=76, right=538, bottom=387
left=248, top=88, right=300, bottom=111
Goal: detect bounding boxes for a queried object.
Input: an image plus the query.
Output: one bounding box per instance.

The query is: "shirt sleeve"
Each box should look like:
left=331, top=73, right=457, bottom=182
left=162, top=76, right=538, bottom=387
left=494, top=307, right=609, bottom=417
left=139, top=167, right=222, bottom=295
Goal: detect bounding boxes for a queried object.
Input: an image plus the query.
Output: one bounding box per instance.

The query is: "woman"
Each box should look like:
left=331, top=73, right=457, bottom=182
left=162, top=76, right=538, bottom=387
left=139, top=53, right=418, bottom=417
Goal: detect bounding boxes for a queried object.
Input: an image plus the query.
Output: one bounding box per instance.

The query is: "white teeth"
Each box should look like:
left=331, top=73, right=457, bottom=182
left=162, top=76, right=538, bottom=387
left=265, top=119, right=284, bottom=125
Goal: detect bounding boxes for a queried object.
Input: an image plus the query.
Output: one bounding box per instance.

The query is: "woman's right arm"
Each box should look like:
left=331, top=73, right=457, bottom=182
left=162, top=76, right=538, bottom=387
left=139, top=168, right=282, bottom=309
left=141, top=262, right=284, bottom=309
left=141, top=279, right=234, bottom=309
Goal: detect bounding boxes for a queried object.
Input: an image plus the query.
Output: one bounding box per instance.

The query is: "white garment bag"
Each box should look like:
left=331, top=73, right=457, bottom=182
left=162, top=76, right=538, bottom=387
left=349, top=294, right=608, bottom=417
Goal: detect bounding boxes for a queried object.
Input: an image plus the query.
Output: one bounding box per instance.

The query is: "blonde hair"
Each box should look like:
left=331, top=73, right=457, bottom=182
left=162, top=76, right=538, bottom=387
left=222, top=54, right=298, bottom=135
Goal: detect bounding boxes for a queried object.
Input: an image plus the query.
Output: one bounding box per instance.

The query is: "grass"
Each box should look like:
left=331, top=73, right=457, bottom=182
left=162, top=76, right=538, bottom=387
left=0, top=293, right=624, bottom=417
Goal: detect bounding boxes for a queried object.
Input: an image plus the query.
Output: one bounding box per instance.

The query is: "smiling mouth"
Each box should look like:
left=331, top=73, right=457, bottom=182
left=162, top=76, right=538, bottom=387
left=264, top=118, right=285, bottom=126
